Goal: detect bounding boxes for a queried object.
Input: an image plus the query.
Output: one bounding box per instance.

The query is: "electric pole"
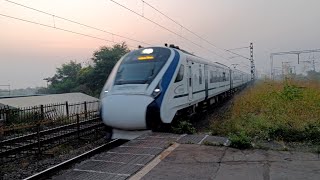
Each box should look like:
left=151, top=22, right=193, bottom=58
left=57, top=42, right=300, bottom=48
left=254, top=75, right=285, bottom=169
left=250, top=43, right=255, bottom=80
left=312, top=60, right=316, bottom=71
left=270, top=48, right=320, bottom=79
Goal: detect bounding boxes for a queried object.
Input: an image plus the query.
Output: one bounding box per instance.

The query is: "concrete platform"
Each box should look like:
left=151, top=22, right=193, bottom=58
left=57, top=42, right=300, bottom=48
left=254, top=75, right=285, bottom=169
left=138, top=144, right=320, bottom=180
left=55, top=133, right=320, bottom=180
left=54, top=133, right=182, bottom=180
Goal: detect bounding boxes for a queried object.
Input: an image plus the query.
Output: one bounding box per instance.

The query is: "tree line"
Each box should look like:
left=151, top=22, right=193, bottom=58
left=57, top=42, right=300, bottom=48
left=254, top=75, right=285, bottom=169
left=38, top=43, right=130, bottom=97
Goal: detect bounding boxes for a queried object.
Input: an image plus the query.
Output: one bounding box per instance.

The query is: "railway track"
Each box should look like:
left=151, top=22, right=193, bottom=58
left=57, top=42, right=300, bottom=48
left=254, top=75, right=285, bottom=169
left=0, top=117, right=105, bottom=162
left=23, top=139, right=126, bottom=180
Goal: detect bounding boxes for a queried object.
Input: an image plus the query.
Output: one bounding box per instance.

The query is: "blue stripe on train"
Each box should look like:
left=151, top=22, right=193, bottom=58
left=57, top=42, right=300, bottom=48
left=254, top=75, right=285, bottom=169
left=146, top=50, right=180, bottom=129
left=155, top=49, right=180, bottom=106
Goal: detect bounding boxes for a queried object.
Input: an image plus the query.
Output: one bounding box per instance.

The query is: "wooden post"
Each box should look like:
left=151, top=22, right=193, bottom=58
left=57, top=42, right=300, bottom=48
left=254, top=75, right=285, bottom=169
left=84, top=101, right=88, bottom=119
left=40, top=105, right=44, bottom=120
left=65, top=101, right=69, bottom=118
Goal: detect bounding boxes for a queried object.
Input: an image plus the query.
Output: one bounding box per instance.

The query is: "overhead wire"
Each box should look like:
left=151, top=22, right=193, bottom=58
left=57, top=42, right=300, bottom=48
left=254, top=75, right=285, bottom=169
left=227, top=46, right=250, bottom=51
left=140, top=0, right=251, bottom=61
left=225, top=50, right=250, bottom=60
left=2, top=0, right=250, bottom=66
left=0, top=13, right=138, bottom=49
left=109, top=0, right=232, bottom=64
left=4, top=0, right=152, bottom=46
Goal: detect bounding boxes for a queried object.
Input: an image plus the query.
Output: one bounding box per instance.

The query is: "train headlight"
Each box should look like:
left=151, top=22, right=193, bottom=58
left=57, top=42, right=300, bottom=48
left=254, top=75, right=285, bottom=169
left=100, top=89, right=109, bottom=99
left=154, top=88, right=160, bottom=93
left=151, top=83, right=161, bottom=98
left=142, top=48, right=153, bottom=54
left=152, top=88, right=161, bottom=98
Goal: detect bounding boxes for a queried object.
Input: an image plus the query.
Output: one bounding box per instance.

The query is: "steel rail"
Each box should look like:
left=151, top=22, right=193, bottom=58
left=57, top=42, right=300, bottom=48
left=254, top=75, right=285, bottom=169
left=23, top=139, right=127, bottom=180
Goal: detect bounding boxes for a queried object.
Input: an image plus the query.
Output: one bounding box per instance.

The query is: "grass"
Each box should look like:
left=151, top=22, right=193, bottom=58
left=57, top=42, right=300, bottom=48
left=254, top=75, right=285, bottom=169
left=229, top=131, right=252, bottom=149
left=210, top=79, right=320, bottom=147
left=172, top=120, right=196, bottom=134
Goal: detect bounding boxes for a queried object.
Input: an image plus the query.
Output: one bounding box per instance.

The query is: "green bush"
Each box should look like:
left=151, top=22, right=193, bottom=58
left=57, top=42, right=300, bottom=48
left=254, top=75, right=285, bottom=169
left=229, top=131, right=252, bottom=149
left=268, top=125, right=303, bottom=142
left=210, top=80, right=320, bottom=145
left=172, top=120, right=196, bottom=134
left=281, top=84, right=303, bottom=100
left=303, top=124, right=320, bottom=143
left=268, top=123, right=320, bottom=143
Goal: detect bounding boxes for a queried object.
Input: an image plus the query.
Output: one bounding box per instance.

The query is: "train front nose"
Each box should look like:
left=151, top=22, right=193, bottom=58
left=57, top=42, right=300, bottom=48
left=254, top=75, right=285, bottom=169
left=101, top=95, right=154, bottom=130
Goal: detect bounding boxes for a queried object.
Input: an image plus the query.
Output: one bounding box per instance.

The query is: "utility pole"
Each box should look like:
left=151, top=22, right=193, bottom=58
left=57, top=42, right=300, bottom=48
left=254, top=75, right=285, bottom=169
left=43, top=78, right=51, bottom=94
left=226, top=43, right=253, bottom=78
left=250, top=43, right=255, bottom=80
left=300, top=60, right=317, bottom=72
left=270, top=55, right=274, bottom=79
left=311, top=54, right=316, bottom=71
left=270, top=48, right=320, bottom=79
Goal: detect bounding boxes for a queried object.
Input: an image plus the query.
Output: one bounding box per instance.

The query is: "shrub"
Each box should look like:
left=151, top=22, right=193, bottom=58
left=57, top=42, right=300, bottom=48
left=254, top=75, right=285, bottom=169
left=281, top=83, right=303, bottom=100
left=172, top=120, right=196, bottom=134
left=303, top=124, right=320, bottom=143
left=209, top=80, right=320, bottom=145
left=268, top=125, right=303, bottom=142
left=229, top=131, right=252, bottom=149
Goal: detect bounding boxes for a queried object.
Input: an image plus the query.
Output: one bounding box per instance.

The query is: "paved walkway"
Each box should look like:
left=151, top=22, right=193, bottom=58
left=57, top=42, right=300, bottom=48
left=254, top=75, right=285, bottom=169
left=55, top=133, right=320, bottom=180
left=136, top=144, right=320, bottom=180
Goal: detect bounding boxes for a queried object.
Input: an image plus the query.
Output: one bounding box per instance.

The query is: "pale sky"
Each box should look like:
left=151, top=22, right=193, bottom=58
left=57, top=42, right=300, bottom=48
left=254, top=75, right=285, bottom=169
left=1, top=0, right=320, bottom=89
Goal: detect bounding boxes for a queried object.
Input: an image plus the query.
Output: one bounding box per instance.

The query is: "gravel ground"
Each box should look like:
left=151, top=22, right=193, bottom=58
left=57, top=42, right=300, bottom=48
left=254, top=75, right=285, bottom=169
left=0, top=135, right=108, bottom=180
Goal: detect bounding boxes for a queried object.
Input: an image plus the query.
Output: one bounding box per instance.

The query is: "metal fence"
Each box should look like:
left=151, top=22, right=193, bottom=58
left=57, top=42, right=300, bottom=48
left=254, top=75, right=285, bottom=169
left=0, top=101, right=99, bottom=139
left=0, top=101, right=103, bottom=162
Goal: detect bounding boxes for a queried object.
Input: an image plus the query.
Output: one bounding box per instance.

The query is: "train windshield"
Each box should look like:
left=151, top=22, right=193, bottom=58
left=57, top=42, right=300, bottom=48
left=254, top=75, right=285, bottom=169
left=114, top=47, right=171, bottom=85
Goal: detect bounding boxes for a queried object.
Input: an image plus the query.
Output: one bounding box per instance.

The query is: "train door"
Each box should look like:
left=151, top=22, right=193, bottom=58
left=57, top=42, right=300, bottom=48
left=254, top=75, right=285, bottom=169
left=188, top=62, right=193, bottom=101
left=204, top=65, right=208, bottom=99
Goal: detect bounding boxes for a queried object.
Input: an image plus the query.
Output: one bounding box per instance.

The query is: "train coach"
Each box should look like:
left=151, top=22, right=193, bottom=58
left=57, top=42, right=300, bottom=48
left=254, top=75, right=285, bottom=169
left=100, top=45, right=251, bottom=132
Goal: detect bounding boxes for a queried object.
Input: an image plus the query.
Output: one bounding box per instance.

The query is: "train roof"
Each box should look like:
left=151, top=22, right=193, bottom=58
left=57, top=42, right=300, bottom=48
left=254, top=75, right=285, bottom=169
left=174, top=48, right=230, bottom=69
left=136, top=46, right=250, bottom=75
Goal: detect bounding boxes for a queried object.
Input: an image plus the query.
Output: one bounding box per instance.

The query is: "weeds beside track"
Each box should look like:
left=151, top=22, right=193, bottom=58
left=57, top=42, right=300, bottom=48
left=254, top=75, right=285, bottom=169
left=210, top=80, right=320, bottom=148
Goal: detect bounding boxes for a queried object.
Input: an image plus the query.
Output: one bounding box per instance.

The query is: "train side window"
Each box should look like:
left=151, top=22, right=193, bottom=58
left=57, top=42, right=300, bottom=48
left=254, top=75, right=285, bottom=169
left=223, top=72, right=226, bottom=81
left=175, top=65, right=184, bottom=82
left=214, top=71, right=217, bottom=82
left=210, top=70, right=214, bottom=83
left=199, top=68, right=203, bottom=84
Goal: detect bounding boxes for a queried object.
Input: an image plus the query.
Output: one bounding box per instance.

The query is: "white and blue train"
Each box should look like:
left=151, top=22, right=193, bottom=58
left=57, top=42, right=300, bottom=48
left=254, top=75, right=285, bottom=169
left=100, top=46, right=250, bottom=132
